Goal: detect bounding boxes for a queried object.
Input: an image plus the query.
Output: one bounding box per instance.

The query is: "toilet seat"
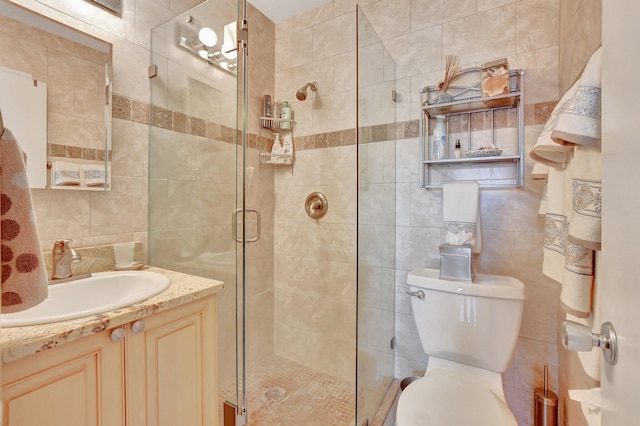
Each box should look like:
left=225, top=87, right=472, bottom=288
left=396, top=369, right=517, bottom=426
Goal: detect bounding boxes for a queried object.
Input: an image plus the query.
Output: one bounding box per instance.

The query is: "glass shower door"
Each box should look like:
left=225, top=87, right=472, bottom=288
left=148, top=0, right=248, bottom=424
left=356, top=6, right=397, bottom=425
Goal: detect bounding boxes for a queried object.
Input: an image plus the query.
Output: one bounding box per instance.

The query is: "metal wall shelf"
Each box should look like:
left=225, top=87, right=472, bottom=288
left=259, top=116, right=295, bottom=171
left=419, top=69, right=525, bottom=189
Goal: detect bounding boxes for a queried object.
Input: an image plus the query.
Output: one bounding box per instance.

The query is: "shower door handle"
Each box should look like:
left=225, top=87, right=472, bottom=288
left=232, top=208, right=261, bottom=243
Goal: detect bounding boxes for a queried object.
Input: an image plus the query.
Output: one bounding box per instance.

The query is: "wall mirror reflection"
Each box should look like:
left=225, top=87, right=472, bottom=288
left=0, top=0, right=112, bottom=191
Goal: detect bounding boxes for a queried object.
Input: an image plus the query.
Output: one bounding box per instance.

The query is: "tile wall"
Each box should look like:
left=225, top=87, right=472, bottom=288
left=8, top=0, right=198, bottom=249
left=276, top=0, right=563, bottom=424
left=6, top=0, right=587, bottom=423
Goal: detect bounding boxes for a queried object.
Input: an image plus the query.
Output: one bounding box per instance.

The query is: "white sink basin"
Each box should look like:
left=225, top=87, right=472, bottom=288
left=1, top=271, right=171, bottom=327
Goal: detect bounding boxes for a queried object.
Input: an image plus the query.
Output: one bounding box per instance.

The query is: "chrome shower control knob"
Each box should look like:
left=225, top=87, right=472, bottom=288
left=131, top=320, right=146, bottom=334
left=305, top=192, right=328, bottom=219
left=110, top=327, right=125, bottom=342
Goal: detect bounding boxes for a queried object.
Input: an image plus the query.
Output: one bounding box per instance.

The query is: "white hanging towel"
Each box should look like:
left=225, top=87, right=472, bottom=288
left=443, top=181, right=481, bottom=253
left=529, top=47, right=602, bottom=317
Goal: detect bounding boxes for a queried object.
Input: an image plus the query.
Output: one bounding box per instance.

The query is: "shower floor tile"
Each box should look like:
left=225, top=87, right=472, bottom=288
left=219, top=356, right=355, bottom=426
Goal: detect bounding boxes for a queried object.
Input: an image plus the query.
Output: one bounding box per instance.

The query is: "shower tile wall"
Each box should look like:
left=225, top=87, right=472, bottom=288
left=274, top=2, right=359, bottom=386
left=276, top=1, right=562, bottom=424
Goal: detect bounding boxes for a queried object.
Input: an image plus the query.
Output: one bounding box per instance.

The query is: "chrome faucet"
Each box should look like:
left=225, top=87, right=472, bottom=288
left=51, top=239, right=82, bottom=280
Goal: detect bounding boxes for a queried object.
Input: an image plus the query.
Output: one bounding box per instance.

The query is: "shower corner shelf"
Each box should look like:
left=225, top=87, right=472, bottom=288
left=259, top=152, right=294, bottom=166
left=419, top=68, right=525, bottom=189
left=259, top=116, right=295, bottom=133
left=259, top=116, right=296, bottom=171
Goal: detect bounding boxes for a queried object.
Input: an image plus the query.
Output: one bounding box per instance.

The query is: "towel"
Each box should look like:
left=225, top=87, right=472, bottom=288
left=568, top=388, right=601, bottom=426
left=531, top=47, right=602, bottom=317
left=443, top=181, right=482, bottom=253
left=1, top=127, right=48, bottom=313
left=81, top=163, right=106, bottom=187
left=528, top=81, right=578, bottom=168
left=53, top=161, right=80, bottom=186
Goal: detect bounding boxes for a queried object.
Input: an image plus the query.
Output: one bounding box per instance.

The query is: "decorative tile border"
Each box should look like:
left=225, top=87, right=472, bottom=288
left=48, top=143, right=110, bottom=161
left=112, top=93, right=557, bottom=153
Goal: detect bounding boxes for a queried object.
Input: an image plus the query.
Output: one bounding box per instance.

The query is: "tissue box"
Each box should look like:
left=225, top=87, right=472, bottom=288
left=439, top=244, right=474, bottom=282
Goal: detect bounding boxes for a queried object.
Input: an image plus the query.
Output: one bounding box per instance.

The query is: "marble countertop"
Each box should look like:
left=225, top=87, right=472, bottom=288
left=1, top=266, right=224, bottom=364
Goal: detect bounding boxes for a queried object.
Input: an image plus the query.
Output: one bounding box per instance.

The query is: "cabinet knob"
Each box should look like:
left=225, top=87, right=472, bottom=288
left=110, top=327, right=125, bottom=342
left=131, top=320, right=146, bottom=334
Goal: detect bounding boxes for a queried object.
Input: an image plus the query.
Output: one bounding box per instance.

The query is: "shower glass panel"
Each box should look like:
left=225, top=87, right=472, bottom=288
left=148, top=0, right=247, bottom=422
left=356, top=6, right=397, bottom=425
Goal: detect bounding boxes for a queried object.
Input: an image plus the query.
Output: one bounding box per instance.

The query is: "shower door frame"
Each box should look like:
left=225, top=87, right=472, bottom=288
left=228, top=0, right=249, bottom=424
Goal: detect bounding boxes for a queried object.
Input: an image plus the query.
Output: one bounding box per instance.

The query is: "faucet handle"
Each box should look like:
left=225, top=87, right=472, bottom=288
left=53, top=239, right=72, bottom=250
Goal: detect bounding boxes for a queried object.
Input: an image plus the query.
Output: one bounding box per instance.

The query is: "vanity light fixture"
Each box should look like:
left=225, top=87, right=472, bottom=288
left=179, top=15, right=237, bottom=74
left=198, top=27, right=217, bottom=47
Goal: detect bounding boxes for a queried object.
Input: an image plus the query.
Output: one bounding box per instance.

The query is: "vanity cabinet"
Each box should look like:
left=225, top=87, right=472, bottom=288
left=1, top=328, right=125, bottom=426
left=1, top=294, right=217, bottom=426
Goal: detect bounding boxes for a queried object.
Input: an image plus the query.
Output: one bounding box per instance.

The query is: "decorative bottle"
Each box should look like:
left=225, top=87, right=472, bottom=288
left=432, top=115, right=447, bottom=160
left=454, top=139, right=462, bottom=158
left=280, top=101, right=292, bottom=130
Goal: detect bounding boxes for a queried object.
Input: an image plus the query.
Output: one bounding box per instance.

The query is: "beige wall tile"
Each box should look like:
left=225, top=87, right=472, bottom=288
left=385, top=26, right=442, bottom=79
left=442, top=5, right=516, bottom=64
left=48, top=112, right=104, bottom=149
left=513, top=337, right=559, bottom=392
left=559, top=0, right=601, bottom=93
left=516, top=0, right=560, bottom=53
left=410, top=0, right=475, bottom=32
left=293, top=1, right=334, bottom=31
left=312, top=12, right=355, bottom=62
left=111, top=117, right=135, bottom=177
left=361, top=0, right=411, bottom=41
left=133, top=0, right=173, bottom=50
left=516, top=45, right=560, bottom=104
left=520, top=285, right=560, bottom=344
left=31, top=189, right=91, bottom=241
left=90, top=176, right=147, bottom=235
left=275, top=27, right=313, bottom=72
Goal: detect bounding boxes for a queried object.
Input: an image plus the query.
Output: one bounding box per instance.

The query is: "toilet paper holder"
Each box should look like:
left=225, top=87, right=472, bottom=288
left=561, top=320, right=618, bottom=365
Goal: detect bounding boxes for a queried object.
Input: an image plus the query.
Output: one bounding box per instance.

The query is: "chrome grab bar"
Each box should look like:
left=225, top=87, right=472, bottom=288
left=406, top=290, right=425, bottom=299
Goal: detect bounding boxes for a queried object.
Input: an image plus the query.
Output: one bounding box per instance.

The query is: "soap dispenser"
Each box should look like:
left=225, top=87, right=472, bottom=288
left=432, top=115, right=447, bottom=160
left=271, top=133, right=284, bottom=163
left=280, top=101, right=292, bottom=130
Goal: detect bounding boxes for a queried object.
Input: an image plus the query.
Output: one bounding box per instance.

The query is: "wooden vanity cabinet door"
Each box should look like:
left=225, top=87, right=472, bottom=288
left=1, top=329, right=125, bottom=426
left=125, top=295, right=217, bottom=426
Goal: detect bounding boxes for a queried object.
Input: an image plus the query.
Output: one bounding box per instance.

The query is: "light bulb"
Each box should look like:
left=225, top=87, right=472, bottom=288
left=198, top=27, right=217, bottom=47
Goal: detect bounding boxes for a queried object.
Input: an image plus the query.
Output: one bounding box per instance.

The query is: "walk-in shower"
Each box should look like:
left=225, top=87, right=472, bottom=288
left=148, top=1, right=396, bottom=424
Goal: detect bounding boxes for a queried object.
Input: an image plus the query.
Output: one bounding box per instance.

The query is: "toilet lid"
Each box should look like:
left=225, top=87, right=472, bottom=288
left=396, top=370, right=517, bottom=426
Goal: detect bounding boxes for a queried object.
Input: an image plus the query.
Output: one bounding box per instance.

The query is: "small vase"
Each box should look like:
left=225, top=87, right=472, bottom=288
left=434, top=92, right=454, bottom=104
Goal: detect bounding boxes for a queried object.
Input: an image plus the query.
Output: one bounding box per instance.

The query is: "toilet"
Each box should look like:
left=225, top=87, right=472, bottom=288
left=397, top=268, right=525, bottom=426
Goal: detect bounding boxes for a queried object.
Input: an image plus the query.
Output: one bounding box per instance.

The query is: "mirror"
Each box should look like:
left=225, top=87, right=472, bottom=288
left=0, top=0, right=112, bottom=191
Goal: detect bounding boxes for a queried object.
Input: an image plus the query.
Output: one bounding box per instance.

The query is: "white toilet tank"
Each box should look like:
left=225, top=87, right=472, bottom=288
left=407, top=268, right=525, bottom=373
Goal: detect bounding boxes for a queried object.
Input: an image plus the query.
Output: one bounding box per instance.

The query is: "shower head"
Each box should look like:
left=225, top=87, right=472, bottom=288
left=295, top=82, right=319, bottom=101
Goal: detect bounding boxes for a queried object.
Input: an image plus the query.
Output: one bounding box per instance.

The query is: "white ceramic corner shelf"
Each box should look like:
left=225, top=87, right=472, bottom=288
left=0, top=271, right=170, bottom=327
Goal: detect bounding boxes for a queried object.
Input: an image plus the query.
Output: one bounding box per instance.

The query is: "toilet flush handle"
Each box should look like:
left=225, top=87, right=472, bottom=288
left=406, top=289, right=425, bottom=299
